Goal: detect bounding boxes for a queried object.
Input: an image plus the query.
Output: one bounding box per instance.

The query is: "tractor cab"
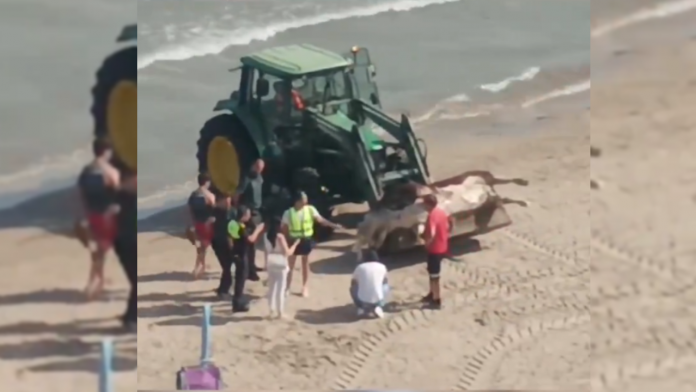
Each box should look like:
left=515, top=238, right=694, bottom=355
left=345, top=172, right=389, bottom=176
left=225, top=44, right=381, bottom=131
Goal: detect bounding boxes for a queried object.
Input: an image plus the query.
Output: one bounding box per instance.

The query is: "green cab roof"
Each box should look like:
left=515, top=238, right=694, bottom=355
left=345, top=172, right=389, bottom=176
left=240, top=44, right=351, bottom=78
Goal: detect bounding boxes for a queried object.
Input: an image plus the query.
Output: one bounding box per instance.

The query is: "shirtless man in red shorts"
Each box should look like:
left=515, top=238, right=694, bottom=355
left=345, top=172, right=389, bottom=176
left=77, top=138, right=121, bottom=299
left=187, top=174, right=216, bottom=278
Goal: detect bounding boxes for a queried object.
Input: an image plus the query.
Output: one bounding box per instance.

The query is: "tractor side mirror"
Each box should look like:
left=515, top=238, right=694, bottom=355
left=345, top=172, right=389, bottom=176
left=256, top=79, right=270, bottom=97
left=368, top=64, right=376, bottom=77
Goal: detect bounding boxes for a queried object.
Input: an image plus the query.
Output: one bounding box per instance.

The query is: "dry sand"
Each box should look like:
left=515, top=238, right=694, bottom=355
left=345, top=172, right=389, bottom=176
left=136, top=102, right=589, bottom=391
left=590, top=4, right=696, bottom=391
left=0, top=2, right=693, bottom=391
left=0, top=191, right=136, bottom=392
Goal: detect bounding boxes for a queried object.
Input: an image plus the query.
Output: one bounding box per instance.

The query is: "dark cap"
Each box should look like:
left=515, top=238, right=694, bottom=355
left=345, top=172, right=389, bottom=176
left=362, top=249, right=380, bottom=262
left=197, top=173, right=210, bottom=186
left=293, top=191, right=307, bottom=203
left=92, top=137, right=112, bottom=156
left=423, top=194, right=438, bottom=207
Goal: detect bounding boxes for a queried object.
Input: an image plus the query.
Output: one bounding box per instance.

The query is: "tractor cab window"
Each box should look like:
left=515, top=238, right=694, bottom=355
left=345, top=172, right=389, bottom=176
left=296, top=70, right=352, bottom=115
left=251, top=72, right=288, bottom=124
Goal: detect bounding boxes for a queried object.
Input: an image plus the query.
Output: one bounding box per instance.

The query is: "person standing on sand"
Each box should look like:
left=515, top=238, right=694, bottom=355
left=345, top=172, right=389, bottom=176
left=350, top=250, right=390, bottom=318
left=235, top=158, right=265, bottom=281
left=187, top=173, right=216, bottom=279
left=420, top=194, right=449, bottom=309
left=113, top=170, right=137, bottom=330
left=281, top=191, right=342, bottom=297
left=210, top=194, right=234, bottom=298
left=263, top=218, right=299, bottom=319
left=227, top=205, right=264, bottom=312
left=76, top=138, right=121, bottom=300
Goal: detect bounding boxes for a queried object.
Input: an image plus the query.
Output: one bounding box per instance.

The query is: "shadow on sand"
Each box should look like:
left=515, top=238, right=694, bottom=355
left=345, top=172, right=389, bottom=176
left=137, top=294, right=264, bottom=328
left=0, top=288, right=126, bottom=306
left=0, top=186, right=80, bottom=239
left=294, top=303, right=360, bottom=325
left=0, top=317, right=136, bottom=375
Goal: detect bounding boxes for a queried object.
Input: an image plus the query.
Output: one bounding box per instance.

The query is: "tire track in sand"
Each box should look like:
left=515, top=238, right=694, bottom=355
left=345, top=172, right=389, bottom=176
left=500, top=228, right=581, bottom=266
left=591, top=232, right=683, bottom=281
left=455, top=312, right=590, bottom=390
left=330, top=262, right=586, bottom=390
left=592, top=353, right=696, bottom=391
left=593, top=319, right=696, bottom=356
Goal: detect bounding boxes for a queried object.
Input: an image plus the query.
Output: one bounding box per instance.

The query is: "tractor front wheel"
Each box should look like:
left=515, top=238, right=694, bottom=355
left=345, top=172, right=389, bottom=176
left=91, top=46, right=137, bottom=173
left=196, top=114, right=257, bottom=195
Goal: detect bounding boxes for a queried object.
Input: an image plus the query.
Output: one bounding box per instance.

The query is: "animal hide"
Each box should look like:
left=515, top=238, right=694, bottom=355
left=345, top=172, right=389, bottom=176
left=353, top=172, right=529, bottom=256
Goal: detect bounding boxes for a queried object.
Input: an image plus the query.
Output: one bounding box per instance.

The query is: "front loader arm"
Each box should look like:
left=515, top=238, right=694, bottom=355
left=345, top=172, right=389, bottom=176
left=352, top=99, right=431, bottom=183
left=304, top=108, right=383, bottom=205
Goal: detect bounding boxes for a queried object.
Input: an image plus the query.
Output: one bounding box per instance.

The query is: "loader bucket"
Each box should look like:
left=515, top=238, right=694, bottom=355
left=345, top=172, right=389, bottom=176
left=378, top=172, right=514, bottom=254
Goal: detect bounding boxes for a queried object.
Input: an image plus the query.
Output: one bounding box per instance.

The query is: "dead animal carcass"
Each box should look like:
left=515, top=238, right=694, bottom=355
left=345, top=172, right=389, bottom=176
left=353, top=171, right=530, bottom=255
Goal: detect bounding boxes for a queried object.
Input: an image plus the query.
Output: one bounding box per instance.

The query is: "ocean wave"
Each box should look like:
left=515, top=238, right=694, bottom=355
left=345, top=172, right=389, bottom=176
left=137, top=0, right=463, bottom=70
left=592, top=0, right=696, bottom=38
left=480, top=67, right=541, bottom=93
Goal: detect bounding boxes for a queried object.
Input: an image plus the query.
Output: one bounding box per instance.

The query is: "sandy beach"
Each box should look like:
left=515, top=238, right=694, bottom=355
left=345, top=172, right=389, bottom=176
left=0, top=1, right=692, bottom=391
left=135, top=1, right=693, bottom=389
left=590, top=2, right=696, bottom=391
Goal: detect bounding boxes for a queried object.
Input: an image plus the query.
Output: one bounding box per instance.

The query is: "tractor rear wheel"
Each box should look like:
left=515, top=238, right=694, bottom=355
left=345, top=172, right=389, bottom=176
left=91, top=46, right=137, bottom=173
left=196, top=114, right=257, bottom=195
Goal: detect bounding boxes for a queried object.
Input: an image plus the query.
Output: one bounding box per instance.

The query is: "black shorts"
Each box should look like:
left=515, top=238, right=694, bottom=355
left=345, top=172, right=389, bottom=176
left=426, top=253, right=446, bottom=278
left=293, top=238, right=314, bottom=256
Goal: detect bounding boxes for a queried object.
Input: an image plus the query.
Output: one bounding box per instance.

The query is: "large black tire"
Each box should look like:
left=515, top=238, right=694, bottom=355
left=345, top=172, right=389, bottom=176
left=196, top=114, right=257, bottom=195
left=92, top=46, right=137, bottom=174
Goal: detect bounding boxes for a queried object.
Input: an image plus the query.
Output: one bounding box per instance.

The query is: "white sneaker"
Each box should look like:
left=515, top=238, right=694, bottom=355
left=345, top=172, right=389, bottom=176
left=356, top=308, right=365, bottom=316
left=374, top=306, right=384, bottom=318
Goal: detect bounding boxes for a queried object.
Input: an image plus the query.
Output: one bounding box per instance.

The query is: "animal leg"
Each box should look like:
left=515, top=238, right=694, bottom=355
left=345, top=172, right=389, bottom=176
left=372, top=227, right=391, bottom=252
left=454, top=171, right=528, bottom=187
left=490, top=176, right=529, bottom=187
left=500, top=197, right=530, bottom=207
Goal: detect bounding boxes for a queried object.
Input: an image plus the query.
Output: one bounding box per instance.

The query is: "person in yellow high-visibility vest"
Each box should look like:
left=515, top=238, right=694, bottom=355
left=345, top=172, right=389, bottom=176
left=281, top=191, right=342, bottom=297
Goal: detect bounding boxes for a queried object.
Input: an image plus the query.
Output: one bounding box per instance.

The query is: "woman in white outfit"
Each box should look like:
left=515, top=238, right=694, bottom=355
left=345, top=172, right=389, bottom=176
left=264, top=219, right=299, bottom=319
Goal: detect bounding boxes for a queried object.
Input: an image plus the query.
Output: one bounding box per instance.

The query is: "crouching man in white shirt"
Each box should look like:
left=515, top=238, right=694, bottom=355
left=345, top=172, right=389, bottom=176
left=350, top=250, right=390, bottom=318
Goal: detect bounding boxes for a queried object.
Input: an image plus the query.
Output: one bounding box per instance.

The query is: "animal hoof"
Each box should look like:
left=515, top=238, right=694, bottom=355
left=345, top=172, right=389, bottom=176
left=513, top=178, right=529, bottom=186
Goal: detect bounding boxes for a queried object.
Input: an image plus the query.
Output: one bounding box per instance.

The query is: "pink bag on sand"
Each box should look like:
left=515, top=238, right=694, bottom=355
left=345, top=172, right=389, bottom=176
left=176, top=364, right=223, bottom=390
left=175, top=305, right=225, bottom=390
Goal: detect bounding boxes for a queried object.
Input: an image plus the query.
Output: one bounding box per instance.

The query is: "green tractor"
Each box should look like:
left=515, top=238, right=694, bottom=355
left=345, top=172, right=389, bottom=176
left=197, top=44, right=431, bottom=226
left=92, top=24, right=137, bottom=173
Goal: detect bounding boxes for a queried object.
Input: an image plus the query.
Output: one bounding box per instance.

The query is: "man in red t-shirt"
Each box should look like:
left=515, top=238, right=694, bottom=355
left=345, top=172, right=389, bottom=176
left=421, top=194, right=450, bottom=309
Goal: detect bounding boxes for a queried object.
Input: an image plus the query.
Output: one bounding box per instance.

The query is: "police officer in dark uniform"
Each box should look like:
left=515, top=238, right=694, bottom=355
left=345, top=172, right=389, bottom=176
left=227, top=205, right=264, bottom=312
left=210, top=193, right=234, bottom=298
left=236, top=158, right=265, bottom=281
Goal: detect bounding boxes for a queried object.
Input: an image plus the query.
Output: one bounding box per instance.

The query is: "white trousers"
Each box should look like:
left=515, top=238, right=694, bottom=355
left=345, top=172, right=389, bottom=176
left=267, top=265, right=289, bottom=314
